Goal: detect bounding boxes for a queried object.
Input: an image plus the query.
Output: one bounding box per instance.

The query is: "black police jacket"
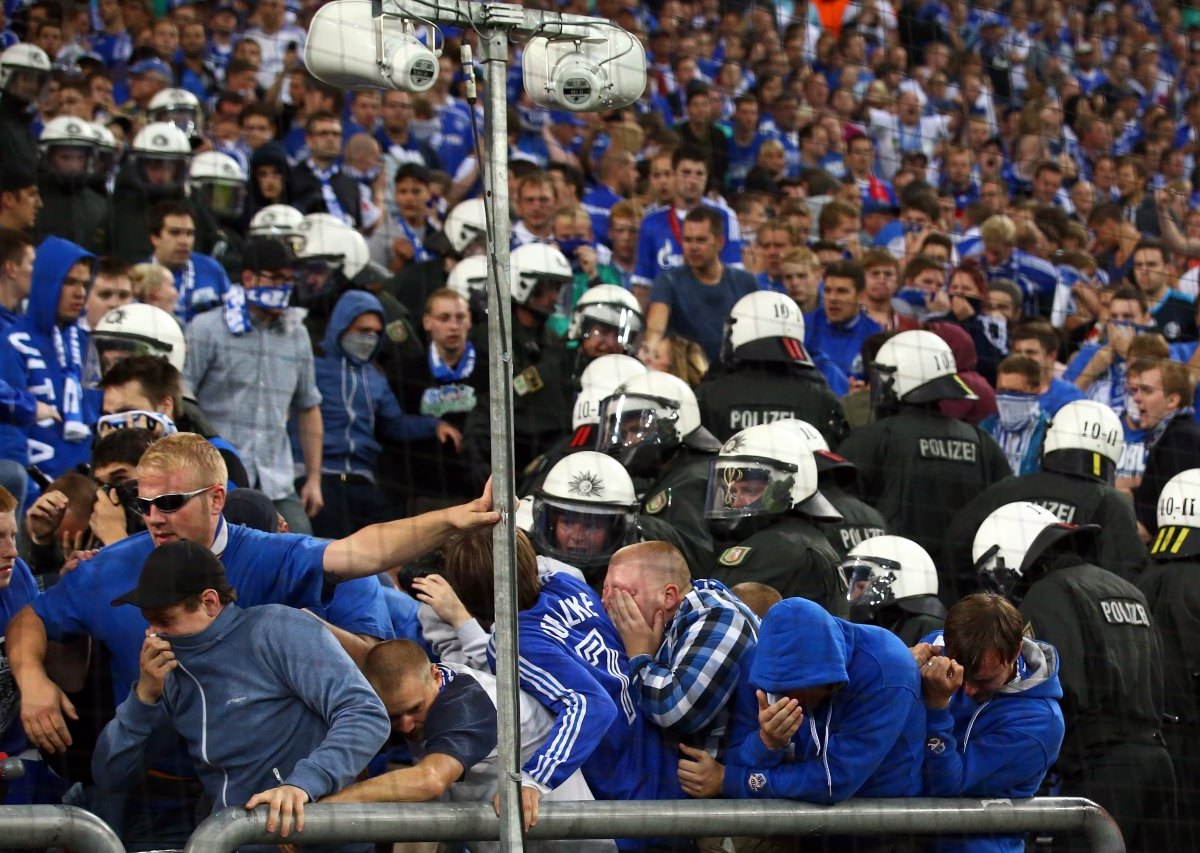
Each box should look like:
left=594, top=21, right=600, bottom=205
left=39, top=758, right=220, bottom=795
left=1135, top=555, right=1200, bottom=725
left=695, top=362, right=850, bottom=446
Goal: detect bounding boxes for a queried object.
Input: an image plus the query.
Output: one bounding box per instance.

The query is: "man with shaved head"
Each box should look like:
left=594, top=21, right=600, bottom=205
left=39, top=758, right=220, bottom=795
left=602, top=541, right=760, bottom=761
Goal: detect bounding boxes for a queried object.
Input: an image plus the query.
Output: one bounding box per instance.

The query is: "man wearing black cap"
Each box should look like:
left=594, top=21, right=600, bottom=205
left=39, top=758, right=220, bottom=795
left=185, top=237, right=324, bottom=534
left=93, top=541, right=390, bottom=845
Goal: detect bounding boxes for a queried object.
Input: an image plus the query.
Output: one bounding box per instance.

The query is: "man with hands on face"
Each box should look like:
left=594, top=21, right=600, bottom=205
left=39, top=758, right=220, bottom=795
left=911, top=594, right=1065, bottom=853
left=93, top=541, right=390, bottom=850
left=603, top=541, right=759, bottom=761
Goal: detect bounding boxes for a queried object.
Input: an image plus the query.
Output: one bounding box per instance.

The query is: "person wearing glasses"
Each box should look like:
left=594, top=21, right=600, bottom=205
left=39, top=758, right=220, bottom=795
left=185, top=238, right=320, bottom=534
left=6, top=431, right=498, bottom=849
left=0, top=235, right=97, bottom=481
left=289, top=112, right=362, bottom=229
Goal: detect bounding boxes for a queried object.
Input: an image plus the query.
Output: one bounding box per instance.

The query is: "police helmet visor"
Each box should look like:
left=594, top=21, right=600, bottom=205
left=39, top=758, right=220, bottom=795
left=153, top=108, right=199, bottom=137
left=597, top=392, right=679, bottom=455
left=137, top=156, right=187, bottom=187
left=577, top=304, right=644, bottom=352
left=192, top=179, right=246, bottom=219
left=96, top=409, right=178, bottom=438
left=295, top=257, right=340, bottom=302
left=704, top=456, right=797, bottom=520
left=94, top=147, right=119, bottom=177
left=45, top=143, right=95, bottom=177
left=87, top=335, right=172, bottom=384
left=5, top=68, right=49, bottom=101
left=532, top=496, right=634, bottom=569
left=841, top=555, right=900, bottom=608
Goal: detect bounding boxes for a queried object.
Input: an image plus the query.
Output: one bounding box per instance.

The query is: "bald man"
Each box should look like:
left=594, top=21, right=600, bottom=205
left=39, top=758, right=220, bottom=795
left=602, top=541, right=760, bottom=761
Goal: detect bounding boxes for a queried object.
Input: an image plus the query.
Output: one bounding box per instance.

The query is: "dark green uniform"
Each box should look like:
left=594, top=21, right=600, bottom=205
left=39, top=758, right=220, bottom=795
left=1021, top=560, right=1176, bottom=853
left=711, top=516, right=847, bottom=617
left=1135, top=535, right=1200, bottom=852
left=35, top=179, right=110, bottom=254
left=0, top=94, right=37, bottom=171
left=517, top=425, right=596, bottom=497
left=945, top=470, right=1147, bottom=595
left=695, top=362, right=850, bottom=446
left=837, top=405, right=1010, bottom=601
left=820, top=481, right=889, bottom=560
left=640, top=447, right=716, bottom=572
left=111, top=165, right=181, bottom=262
left=191, top=202, right=244, bottom=280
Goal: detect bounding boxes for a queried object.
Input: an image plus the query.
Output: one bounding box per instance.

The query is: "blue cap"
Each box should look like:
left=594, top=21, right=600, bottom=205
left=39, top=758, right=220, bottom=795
left=128, top=57, right=175, bottom=83
left=548, top=110, right=587, bottom=128
left=863, top=199, right=898, bottom=215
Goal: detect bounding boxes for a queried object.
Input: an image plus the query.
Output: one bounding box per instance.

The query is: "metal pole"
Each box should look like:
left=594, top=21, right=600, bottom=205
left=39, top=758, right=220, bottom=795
left=183, top=799, right=1125, bottom=853
left=478, top=22, right=525, bottom=853
left=0, top=805, right=126, bottom=852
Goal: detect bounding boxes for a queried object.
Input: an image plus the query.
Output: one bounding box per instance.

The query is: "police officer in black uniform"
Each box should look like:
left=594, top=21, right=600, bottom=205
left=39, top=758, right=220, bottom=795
left=696, top=289, right=850, bottom=446
left=1135, top=469, right=1200, bottom=850
left=974, top=501, right=1176, bottom=853
left=465, top=242, right=575, bottom=481
left=596, top=369, right=722, bottom=572
left=945, top=399, right=1147, bottom=595
left=704, top=421, right=848, bottom=616
left=838, top=329, right=1011, bottom=601
left=842, top=534, right=945, bottom=645
left=34, top=116, right=110, bottom=253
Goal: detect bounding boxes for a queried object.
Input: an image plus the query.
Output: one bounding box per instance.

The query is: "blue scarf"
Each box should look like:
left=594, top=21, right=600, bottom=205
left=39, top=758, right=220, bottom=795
left=1146, top=406, right=1197, bottom=451
left=223, top=284, right=293, bottom=336
left=428, top=340, right=476, bottom=382
left=52, top=324, right=90, bottom=443
left=307, top=158, right=352, bottom=226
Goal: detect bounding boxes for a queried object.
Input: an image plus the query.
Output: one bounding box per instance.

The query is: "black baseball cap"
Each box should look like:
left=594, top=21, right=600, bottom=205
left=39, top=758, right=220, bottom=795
left=242, top=237, right=295, bottom=273
left=112, top=541, right=227, bottom=609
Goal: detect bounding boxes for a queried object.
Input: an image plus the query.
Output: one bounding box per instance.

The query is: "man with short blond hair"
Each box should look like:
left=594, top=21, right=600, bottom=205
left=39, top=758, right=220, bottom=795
left=1130, top=357, right=1200, bottom=537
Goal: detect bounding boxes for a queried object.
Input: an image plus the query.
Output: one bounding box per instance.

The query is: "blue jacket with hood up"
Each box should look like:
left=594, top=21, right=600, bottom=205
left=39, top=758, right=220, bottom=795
left=314, top=290, right=439, bottom=477
left=722, top=596, right=925, bottom=803
left=0, top=237, right=97, bottom=476
left=920, top=632, right=1065, bottom=853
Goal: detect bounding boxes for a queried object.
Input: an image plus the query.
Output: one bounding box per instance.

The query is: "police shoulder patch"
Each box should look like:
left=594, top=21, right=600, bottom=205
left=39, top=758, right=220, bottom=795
left=385, top=319, right=411, bottom=343
left=644, top=489, right=670, bottom=514
left=719, top=546, right=752, bottom=566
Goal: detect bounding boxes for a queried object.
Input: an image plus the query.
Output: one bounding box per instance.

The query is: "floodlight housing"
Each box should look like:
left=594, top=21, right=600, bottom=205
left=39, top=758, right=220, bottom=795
left=306, top=0, right=438, bottom=92
left=522, top=28, right=647, bottom=112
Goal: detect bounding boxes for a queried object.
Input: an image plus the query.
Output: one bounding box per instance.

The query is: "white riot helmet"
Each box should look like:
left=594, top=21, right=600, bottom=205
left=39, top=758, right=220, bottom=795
left=574, top=354, right=646, bottom=430
left=90, top=303, right=186, bottom=375
left=39, top=116, right=97, bottom=181
left=129, top=122, right=193, bottom=194
left=188, top=151, right=247, bottom=220
left=438, top=198, right=487, bottom=257
left=532, top=451, right=639, bottom=576
left=772, top=417, right=857, bottom=483
left=0, top=44, right=51, bottom=102
left=249, top=204, right=305, bottom=250
left=725, top=291, right=811, bottom=365
left=1041, top=399, right=1124, bottom=483
left=972, top=501, right=1098, bottom=600
left=511, top=243, right=572, bottom=308
left=842, top=535, right=940, bottom=624
left=568, top=284, right=644, bottom=357
left=597, top=370, right=719, bottom=475
left=90, top=122, right=120, bottom=178
left=446, top=255, right=488, bottom=300
left=147, top=88, right=204, bottom=139
left=296, top=215, right=388, bottom=300
left=1152, top=469, right=1200, bottom=559
left=872, top=329, right=976, bottom=404
left=704, top=421, right=841, bottom=538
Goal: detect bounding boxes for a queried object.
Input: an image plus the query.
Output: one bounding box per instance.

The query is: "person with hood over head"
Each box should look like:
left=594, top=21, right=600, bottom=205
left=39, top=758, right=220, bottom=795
left=242, top=141, right=293, bottom=231
left=928, top=321, right=998, bottom=425
left=0, top=236, right=97, bottom=479
left=307, top=289, right=461, bottom=539
left=913, top=593, right=1065, bottom=853
left=678, top=596, right=924, bottom=850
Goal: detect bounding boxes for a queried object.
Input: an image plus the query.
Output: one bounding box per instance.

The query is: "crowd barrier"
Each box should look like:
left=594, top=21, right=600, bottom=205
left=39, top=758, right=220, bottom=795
left=0, top=804, right=125, bottom=852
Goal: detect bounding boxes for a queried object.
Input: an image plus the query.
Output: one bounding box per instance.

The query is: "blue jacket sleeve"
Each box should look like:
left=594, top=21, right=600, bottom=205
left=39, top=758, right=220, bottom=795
left=505, top=631, right=618, bottom=794
left=92, top=686, right=173, bottom=792
left=922, top=705, right=1061, bottom=797
left=0, top=379, right=37, bottom=427
left=317, top=577, right=396, bottom=640
left=722, top=683, right=918, bottom=804
left=374, top=372, right=439, bottom=442
left=259, top=611, right=391, bottom=801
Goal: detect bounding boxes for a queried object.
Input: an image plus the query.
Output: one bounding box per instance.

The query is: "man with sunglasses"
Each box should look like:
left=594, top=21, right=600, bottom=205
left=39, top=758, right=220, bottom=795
left=7, top=431, right=497, bottom=848
left=185, top=238, right=322, bottom=534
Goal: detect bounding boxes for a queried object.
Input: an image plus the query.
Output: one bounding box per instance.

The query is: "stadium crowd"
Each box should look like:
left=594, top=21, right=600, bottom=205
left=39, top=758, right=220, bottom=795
left=0, top=0, right=1195, bottom=850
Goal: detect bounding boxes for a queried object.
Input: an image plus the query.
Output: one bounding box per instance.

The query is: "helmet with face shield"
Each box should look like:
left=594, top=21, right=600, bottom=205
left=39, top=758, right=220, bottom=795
left=188, top=151, right=247, bottom=221
left=0, top=44, right=51, bottom=104
left=704, top=421, right=841, bottom=538
left=841, top=535, right=939, bottom=624
left=147, top=88, right=205, bottom=140
left=511, top=243, right=572, bottom=312
left=296, top=214, right=390, bottom=305
left=574, top=354, right=646, bottom=430
left=39, top=116, right=97, bottom=184
left=87, top=303, right=187, bottom=384
left=568, top=284, right=644, bottom=358
left=533, top=451, right=639, bottom=577
left=446, top=255, right=488, bottom=301
left=90, top=122, right=120, bottom=180
left=129, top=122, right=192, bottom=197
left=249, top=204, right=305, bottom=251
left=972, top=501, right=1099, bottom=601
left=596, top=370, right=719, bottom=476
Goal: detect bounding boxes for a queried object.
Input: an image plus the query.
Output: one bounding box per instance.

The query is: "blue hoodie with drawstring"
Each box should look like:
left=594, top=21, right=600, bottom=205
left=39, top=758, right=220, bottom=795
left=0, top=237, right=97, bottom=477
left=313, top=290, right=439, bottom=478
left=920, top=632, right=1065, bottom=853
left=722, top=596, right=925, bottom=803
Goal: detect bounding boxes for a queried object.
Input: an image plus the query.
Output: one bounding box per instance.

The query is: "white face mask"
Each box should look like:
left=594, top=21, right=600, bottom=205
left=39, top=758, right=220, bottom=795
left=340, top=331, right=379, bottom=363
left=995, top=392, right=1041, bottom=431
left=1124, top=391, right=1141, bottom=426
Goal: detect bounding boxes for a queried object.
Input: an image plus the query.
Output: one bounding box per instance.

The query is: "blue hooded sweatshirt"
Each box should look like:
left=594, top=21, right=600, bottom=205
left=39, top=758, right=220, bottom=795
left=0, top=237, right=97, bottom=476
left=920, top=632, right=1066, bottom=853
left=314, top=290, right=439, bottom=477
left=722, top=597, right=925, bottom=803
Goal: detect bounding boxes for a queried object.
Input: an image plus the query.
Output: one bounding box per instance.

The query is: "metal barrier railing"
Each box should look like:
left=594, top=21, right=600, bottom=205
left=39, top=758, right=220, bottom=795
left=0, top=804, right=125, bottom=852
left=181, top=797, right=1125, bottom=853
